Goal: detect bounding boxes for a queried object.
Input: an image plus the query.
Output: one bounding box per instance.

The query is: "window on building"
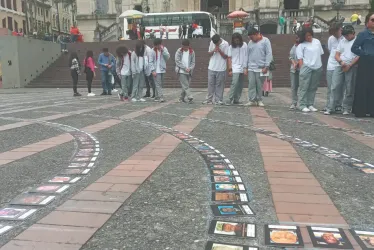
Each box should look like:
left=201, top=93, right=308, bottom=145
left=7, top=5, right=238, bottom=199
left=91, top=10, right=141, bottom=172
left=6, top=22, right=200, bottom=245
left=46, top=10, right=49, bottom=17
left=21, top=0, right=25, bottom=12
left=52, top=14, right=56, bottom=28
left=7, top=16, right=13, bottom=30
left=6, top=0, right=11, bottom=10
left=2, top=18, right=6, bottom=28
left=12, top=0, right=16, bottom=10
left=0, top=0, right=4, bottom=8
left=14, top=20, right=18, bottom=31
left=23, top=20, right=26, bottom=33
left=37, top=8, right=40, bottom=15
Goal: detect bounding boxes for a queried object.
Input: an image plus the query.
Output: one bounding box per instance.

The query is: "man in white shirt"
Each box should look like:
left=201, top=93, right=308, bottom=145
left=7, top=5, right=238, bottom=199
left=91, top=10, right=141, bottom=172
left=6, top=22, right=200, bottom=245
left=226, top=33, right=248, bottom=105
left=150, top=38, right=170, bottom=102
left=204, top=34, right=229, bottom=105
left=325, top=25, right=359, bottom=115
left=175, top=39, right=196, bottom=103
left=325, top=23, right=343, bottom=112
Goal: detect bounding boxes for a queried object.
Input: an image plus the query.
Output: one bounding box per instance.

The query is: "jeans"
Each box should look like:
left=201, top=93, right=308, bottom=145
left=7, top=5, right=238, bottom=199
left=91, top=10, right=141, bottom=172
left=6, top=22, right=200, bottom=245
left=101, top=70, right=111, bottom=93
left=71, top=34, right=78, bottom=43
left=71, top=70, right=78, bottom=93
left=60, top=43, right=67, bottom=51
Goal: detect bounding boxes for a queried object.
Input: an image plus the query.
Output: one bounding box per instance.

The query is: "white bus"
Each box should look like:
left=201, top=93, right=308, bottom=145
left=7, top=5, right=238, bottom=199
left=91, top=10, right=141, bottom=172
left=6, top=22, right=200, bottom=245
left=122, top=11, right=217, bottom=40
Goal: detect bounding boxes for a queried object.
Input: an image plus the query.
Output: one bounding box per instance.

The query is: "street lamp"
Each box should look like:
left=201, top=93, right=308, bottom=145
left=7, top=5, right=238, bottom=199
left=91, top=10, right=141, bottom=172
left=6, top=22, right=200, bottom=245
left=330, top=0, right=346, bottom=20
left=93, top=9, right=102, bottom=42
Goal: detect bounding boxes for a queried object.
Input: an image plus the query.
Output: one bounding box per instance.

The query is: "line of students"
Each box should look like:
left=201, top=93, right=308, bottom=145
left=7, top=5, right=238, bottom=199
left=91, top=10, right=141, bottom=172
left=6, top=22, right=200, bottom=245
left=205, top=29, right=273, bottom=106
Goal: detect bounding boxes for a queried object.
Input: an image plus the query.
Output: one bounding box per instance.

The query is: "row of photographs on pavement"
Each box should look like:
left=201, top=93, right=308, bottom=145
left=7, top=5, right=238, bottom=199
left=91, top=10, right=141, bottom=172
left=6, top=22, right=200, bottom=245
left=0, top=131, right=100, bottom=236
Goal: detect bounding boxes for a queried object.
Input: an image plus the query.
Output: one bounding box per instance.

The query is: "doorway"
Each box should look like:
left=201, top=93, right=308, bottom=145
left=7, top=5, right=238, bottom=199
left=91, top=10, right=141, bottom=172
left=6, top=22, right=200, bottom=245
left=284, top=0, right=299, bottom=10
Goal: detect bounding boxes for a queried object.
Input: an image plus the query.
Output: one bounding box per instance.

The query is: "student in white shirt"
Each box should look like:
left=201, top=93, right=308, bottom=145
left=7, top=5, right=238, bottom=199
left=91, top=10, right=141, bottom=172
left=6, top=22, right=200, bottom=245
left=289, top=32, right=301, bottom=110
left=131, top=41, right=149, bottom=102
left=150, top=38, right=170, bottom=102
left=204, top=34, right=229, bottom=105
left=226, top=33, right=248, bottom=105
left=325, top=23, right=343, bottom=112
left=175, top=39, right=196, bottom=103
left=296, top=27, right=324, bottom=112
left=325, top=25, right=359, bottom=115
left=115, top=46, right=132, bottom=101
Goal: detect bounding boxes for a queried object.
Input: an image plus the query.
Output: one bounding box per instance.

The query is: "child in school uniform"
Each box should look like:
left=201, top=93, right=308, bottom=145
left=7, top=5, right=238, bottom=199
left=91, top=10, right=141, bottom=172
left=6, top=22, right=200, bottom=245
left=116, top=46, right=132, bottom=101
left=289, top=32, right=301, bottom=109
left=150, top=38, right=170, bottom=102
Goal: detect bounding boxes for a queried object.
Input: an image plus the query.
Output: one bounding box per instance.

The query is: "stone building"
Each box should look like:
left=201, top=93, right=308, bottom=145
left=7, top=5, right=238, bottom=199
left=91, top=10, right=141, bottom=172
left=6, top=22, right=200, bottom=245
left=0, top=0, right=26, bottom=33
left=77, top=0, right=370, bottom=42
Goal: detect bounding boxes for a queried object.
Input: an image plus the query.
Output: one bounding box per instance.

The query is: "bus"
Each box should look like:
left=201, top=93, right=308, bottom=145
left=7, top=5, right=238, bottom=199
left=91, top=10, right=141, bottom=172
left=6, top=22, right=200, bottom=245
left=122, top=11, right=217, bottom=40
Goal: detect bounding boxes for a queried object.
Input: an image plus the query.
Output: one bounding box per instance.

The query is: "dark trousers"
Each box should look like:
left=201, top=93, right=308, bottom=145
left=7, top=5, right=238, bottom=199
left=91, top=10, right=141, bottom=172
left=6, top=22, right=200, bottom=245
left=86, top=70, right=94, bottom=93
left=71, top=70, right=78, bottom=93
left=145, top=74, right=155, bottom=96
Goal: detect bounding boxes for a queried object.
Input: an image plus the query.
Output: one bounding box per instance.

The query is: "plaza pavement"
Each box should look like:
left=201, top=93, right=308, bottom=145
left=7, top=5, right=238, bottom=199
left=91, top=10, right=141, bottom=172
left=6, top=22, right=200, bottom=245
left=0, top=88, right=373, bottom=249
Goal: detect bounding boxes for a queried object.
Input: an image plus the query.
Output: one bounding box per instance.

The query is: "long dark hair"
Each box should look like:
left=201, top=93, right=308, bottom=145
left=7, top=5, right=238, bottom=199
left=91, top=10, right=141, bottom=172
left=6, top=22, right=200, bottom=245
left=365, top=12, right=374, bottom=25
left=86, top=50, right=93, bottom=59
left=69, top=52, right=80, bottom=67
left=298, top=27, right=313, bottom=43
left=231, top=33, right=243, bottom=48
left=135, top=40, right=145, bottom=57
left=116, top=46, right=129, bottom=57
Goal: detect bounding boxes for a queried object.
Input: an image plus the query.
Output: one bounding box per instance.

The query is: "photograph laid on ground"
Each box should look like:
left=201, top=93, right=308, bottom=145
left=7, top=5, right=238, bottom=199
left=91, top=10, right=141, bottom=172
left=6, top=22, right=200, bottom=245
left=307, top=227, right=352, bottom=249
left=0, top=208, right=37, bottom=220
left=210, top=204, right=254, bottom=217
left=265, top=225, right=303, bottom=247
left=205, top=241, right=258, bottom=250
left=0, top=225, right=12, bottom=236
left=212, top=183, right=246, bottom=192
left=10, top=194, right=55, bottom=206
left=211, top=176, right=243, bottom=183
left=48, top=176, right=81, bottom=183
left=29, top=184, right=70, bottom=194
left=350, top=230, right=374, bottom=249
left=60, top=168, right=90, bottom=175
left=209, top=163, right=235, bottom=170
left=210, top=170, right=239, bottom=176
left=211, top=192, right=249, bottom=203
left=208, top=220, right=256, bottom=238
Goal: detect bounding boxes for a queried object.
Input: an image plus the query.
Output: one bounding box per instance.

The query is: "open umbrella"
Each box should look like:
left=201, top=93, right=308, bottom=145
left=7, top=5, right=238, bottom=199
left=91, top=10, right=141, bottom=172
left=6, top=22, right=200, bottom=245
left=227, top=11, right=248, bottom=19
left=119, top=10, right=145, bottom=19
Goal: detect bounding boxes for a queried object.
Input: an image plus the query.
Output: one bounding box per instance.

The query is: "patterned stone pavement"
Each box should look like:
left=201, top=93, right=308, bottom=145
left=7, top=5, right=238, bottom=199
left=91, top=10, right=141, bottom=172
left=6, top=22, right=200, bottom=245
left=0, top=88, right=373, bottom=250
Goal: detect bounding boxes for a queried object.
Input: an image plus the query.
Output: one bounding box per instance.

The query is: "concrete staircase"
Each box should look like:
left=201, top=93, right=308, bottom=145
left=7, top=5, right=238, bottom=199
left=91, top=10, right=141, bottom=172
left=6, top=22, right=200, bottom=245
left=27, top=34, right=329, bottom=88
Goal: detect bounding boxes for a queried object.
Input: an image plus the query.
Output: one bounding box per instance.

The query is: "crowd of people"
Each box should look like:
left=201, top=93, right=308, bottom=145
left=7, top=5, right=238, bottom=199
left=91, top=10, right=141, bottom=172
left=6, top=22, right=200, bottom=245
left=67, top=12, right=374, bottom=118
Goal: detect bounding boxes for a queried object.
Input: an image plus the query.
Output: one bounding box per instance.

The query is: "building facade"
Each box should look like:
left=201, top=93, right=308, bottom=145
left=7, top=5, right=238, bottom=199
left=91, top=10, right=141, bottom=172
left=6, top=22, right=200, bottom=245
left=0, top=0, right=26, bottom=33
left=76, top=0, right=370, bottom=42
left=51, top=1, right=75, bottom=35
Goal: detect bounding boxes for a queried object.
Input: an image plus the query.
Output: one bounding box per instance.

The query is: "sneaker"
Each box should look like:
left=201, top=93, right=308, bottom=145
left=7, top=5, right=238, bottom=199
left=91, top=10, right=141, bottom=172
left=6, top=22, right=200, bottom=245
left=289, top=104, right=297, bottom=110
left=233, top=101, right=242, bottom=105
left=202, top=100, right=213, bottom=105
left=258, top=101, right=265, bottom=107
left=124, top=97, right=129, bottom=102
left=225, top=100, right=233, bottom=106
left=324, top=110, right=331, bottom=115
left=144, top=94, right=151, bottom=98
left=87, top=93, right=95, bottom=97
left=154, top=98, right=160, bottom=102
left=159, top=98, right=165, bottom=103
left=179, top=97, right=186, bottom=103
left=151, top=95, right=155, bottom=98
left=216, top=101, right=224, bottom=105
left=112, top=89, right=118, bottom=93
left=188, top=98, right=194, bottom=104
left=100, top=92, right=107, bottom=96
left=335, top=106, right=342, bottom=112
left=302, top=107, right=311, bottom=112
left=139, top=98, right=146, bottom=102
left=343, top=111, right=350, bottom=115
left=73, top=92, right=82, bottom=97
left=308, top=106, right=318, bottom=112
left=132, top=98, right=138, bottom=102
left=118, top=93, right=122, bottom=100
left=244, top=101, right=256, bottom=106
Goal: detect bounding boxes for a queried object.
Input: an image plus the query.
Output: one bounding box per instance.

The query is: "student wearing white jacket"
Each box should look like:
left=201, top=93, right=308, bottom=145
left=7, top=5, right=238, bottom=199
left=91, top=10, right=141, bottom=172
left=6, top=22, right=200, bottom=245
left=131, top=41, right=150, bottom=102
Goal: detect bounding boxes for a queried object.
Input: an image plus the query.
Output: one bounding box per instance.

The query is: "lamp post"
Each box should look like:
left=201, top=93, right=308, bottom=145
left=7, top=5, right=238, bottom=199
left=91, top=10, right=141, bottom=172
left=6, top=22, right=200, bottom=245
left=93, top=9, right=102, bottom=42
left=115, top=0, right=122, bottom=40
left=330, top=0, right=346, bottom=21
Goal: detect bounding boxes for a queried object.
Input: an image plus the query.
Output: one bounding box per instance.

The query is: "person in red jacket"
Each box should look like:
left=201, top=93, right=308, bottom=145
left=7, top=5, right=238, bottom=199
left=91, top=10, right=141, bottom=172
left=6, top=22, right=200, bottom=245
left=70, top=25, right=80, bottom=43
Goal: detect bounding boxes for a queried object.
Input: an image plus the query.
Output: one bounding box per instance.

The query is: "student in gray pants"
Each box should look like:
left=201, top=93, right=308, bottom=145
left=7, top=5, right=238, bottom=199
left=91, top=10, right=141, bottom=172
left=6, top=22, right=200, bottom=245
left=325, top=25, right=359, bottom=115
left=244, top=28, right=273, bottom=107
left=296, top=27, right=324, bottom=112
left=204, top=34, right=229, bottom=105
left=150, top=38, right=170, bottom=102
left=116, top=46, right=132, bottom=101
left=131, top=41, right=149, bottom=102
left=175, top=39, right=196, bottom=103
left=289, top=33, right=301, bottom=109
left=226, top=33, right=248, bottom=105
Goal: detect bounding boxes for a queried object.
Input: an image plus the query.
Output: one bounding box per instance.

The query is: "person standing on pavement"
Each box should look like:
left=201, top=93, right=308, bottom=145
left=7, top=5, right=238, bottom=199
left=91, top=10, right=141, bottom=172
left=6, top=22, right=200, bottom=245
left=98, top=48, right=116, bottom=95
left=289, top=32, right=301, bottom=110
left=143, top=40, right=156, bottom=98
left=226, top=33, right=247, bottom=105
left=203, top=34, right=229, bottom=105
left=175, top=39, right=196, bottom=103
left=351, top=12, right=374, bottom=117
left=244, top=28, right=273, bottom=107
left=131, top=41, right=149, bottom=102
left=324, top=25, right=359, bottom=115
left=182, top=24, right=187, bottom=39
left=296, top=27, right=324, bottom=112
left=150, top=38, right=170, bottom=102
left=116, top=46, right=132, bottom=101
left=159, top=25, right=164, bottom=39
left=279, top=15, right=286, bottom=34
left=324, top=23, right=344, bottom=112
left=69, top=52, right=81, bottom=96
left=83, top=50, right=96, bottom=97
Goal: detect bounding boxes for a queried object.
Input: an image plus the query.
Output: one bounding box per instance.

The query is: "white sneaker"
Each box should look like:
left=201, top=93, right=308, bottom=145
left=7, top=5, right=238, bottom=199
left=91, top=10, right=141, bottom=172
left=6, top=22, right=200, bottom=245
left=132, top=98, right=138, bottom=102
left=324, top=110, right=331, bottom=115
left=308, top=106, right=318, bottom=112
left=112, top=89, right=118, bottom=93
left=302, top=107, right=311, bottom=112
left=244, top=101, right=256, bottom=106
left=139, top=98, right=146, bottom=102
left=216, top=101, right=224, bottom=105
left=343, top=111, right=350, bottom=115
left=289, top=104, right=296, bottom=110
left=258, top=101, right=265, bottom=107
left=87, top=93, right=95, bottom=97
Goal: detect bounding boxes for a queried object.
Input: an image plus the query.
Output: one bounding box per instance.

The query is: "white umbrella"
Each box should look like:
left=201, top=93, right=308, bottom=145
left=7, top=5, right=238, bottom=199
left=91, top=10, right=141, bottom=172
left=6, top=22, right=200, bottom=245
left=119, top=10, right=145, bottom=19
